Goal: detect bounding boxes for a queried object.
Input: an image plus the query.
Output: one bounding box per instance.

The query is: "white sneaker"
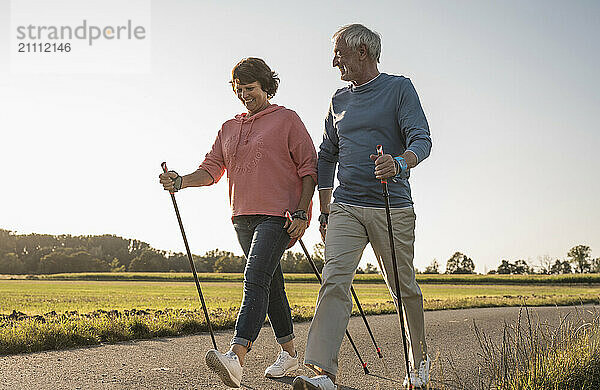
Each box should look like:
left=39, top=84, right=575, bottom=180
left=264, top=350, right=299, bottom=378
left=402, top=354, right=430, bottom=388
left=205, top=349, right=242, bottom=388
left=292, top=375, right=337, bottom=390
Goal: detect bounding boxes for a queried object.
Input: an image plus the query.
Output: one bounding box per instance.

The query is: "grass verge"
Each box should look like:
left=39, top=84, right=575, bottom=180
left=472, top=306, right=600, bottom=389
left=2, top=294, right=600, bottom=356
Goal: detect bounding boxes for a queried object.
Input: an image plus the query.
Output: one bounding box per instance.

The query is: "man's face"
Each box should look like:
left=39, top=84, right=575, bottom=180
left=332, top=38, right=361, bottom=83
left=234, top=80, right=268, bottom=113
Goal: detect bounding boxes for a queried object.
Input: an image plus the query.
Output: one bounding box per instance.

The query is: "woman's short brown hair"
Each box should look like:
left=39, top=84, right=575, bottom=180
left=230, top=58, right=279, bottom=99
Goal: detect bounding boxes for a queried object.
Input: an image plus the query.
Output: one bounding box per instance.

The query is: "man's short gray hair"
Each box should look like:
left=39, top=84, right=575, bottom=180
left=332, top=23, right=381, bottom=63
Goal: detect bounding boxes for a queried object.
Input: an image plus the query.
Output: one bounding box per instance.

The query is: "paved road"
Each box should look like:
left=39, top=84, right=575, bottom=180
left=0, top=305, right=594, bottom=390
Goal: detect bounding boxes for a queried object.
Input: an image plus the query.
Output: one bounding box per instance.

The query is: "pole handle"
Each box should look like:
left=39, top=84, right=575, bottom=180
left=376, top=145, right=387, bottom=184
left=161, top=162, right=176, bottom=195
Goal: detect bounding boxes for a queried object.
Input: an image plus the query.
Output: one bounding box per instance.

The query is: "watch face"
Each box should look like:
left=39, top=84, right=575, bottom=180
left=292, top=210, right=307, bottom=220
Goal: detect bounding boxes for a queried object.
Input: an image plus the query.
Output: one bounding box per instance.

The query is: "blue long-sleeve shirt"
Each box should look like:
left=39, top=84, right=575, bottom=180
left=318, top=73, right=432, bottom=208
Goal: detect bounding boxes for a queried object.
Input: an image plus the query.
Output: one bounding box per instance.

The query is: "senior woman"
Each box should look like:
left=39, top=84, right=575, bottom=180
left=159, top=58, right=317, bottom=388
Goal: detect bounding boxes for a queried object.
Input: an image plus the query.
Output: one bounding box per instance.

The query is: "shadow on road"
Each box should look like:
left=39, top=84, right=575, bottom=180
left=367, top=372, right=403, bottom=384
left=266, top=372, right=432, bottom=389
left=268, top=376, right=293, bottom=386
left=268, top=376, right=362, bottom=390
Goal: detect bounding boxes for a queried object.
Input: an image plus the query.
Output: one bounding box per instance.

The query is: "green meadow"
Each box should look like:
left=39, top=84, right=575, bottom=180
left=2, top=279, right=600, bottom=315
left=1, top=274, right=600, bottom=355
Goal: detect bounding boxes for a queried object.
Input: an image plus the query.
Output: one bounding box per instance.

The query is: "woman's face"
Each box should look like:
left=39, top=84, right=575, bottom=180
left=234, top=80, right=269, bottom=115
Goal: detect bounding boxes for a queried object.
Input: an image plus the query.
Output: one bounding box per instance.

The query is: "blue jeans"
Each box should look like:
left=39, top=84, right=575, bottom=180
left=231, top=215, right=294, bottom=350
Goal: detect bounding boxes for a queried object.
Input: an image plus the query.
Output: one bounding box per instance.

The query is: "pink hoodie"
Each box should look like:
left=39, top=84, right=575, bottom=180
left=199, top=105, right=317, bottom=218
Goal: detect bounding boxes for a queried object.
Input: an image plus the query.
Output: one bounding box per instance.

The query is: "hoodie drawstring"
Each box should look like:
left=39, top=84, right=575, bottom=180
left=231, top=115, right=256, bottom=161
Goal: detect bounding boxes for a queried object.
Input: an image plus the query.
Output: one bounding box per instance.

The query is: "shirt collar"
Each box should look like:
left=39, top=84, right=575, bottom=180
left=350, top=73, right=382, bottom=92
left=353, top=73, right=381, bottom=87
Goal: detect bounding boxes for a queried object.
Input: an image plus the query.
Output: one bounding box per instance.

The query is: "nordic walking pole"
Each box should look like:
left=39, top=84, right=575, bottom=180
left=284, top=213, right=383, bottom=359
left=285, top=211, right=370, bottom=374
left=161, top=162, right=217, bottom=350
left=375, top=146, right=412, bottom=383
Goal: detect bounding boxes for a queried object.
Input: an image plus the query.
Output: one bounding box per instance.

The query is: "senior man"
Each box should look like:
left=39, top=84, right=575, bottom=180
left=293, top=24, right=432, bottom=390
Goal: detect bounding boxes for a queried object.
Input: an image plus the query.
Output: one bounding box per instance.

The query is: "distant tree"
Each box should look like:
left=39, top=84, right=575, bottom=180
left=445, top=252, right=461, bottom=274
left=0, top=253, right=25, bottom=274
left=357, top=263, right=378, bottom=274
left=536, top=255, right=554, bottom=275
left=512, top=259, right=531, bottom=275
left=39, top=249, right=109, bottom=273
left=497, top=259, right=513, bottom=274
left=163, top=253, right=188, bottom=272
left=280, top=251, right=306, bottom=273
left=446, top=252, right=475, bottom=274
left=591, top=258, right=600, bottom=274
left=303, top=242, right=325, bottom=274
left=567, top=245, right=592, bottom=273
left=496, top=259, right=531, bottom=275
left=550, top=259, right=572, bottom=274
left=128, top=249, right=167, bottom=272
left=313, top=242, right=325, bottom=263
left=193, top=253, right=216, bottom=273
left=213, top=253, right=245, bottom=273
left=423, top=259, right=440, bottom=274
left=201, top=249, right=238, bottom=272
left=109, top=258, right=126, bottom=272
left=459, top=257, right=476, bottom=274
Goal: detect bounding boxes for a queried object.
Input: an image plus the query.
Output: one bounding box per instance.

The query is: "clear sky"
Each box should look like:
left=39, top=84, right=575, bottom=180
left=1, top=0, right=599, bottom=273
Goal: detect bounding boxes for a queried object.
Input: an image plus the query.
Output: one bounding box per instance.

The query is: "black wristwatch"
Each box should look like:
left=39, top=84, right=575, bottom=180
left=318, top=213, right=329, bottom=225
left=291, top=210, right=308, bottom=221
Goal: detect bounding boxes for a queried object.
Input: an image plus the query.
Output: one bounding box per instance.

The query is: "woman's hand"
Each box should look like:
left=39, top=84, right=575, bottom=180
left=159, top=171, right=182, bottom=192
left=285, top=218, right=308, bottom=239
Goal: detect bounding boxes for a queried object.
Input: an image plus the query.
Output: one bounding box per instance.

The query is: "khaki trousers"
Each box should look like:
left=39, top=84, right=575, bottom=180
left=304, top=203, right=427, bottom=375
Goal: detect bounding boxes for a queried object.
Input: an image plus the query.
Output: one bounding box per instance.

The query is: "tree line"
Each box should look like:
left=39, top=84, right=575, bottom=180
left=0, top=229, right=327, bottom=274
left=2, top=229, right=594, bottom=276
left=421, top=245, right=598, bottom=275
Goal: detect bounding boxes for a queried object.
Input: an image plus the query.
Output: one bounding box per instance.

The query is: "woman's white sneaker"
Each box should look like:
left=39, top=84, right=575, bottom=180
left=292, top=375, right=337, bottom=390
left=264, top=350, right=299, bottom=378
left=205, top=349, right=242, bottom=388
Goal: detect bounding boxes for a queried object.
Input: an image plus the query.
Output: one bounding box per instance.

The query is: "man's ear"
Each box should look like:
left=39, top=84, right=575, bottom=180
left=358, top=44, right=368, bottom=60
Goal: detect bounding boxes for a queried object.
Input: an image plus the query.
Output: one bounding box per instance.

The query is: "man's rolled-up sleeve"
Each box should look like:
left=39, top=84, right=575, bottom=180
left=397, top=78, right=432, bottom=164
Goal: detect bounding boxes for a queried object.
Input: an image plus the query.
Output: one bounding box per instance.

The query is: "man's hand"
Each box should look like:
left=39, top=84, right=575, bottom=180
left=369, top=153, right=396, bottom=180
left=318, top=213, right=328, bottom=242
left=285, top=218, right=308, bottom=239
left=159, top=171, right=182, bottom=192
left=319, top=223, right=327, bottom=242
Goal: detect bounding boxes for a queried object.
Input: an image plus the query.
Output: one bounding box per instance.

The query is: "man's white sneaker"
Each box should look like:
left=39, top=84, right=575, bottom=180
left=205, top=349, right=242, bottom=388
left=292, top=375, right=337, bottom=390
left=264, top=350, right=299, bottom=378
left=402, top=354, right=431, bottom=388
